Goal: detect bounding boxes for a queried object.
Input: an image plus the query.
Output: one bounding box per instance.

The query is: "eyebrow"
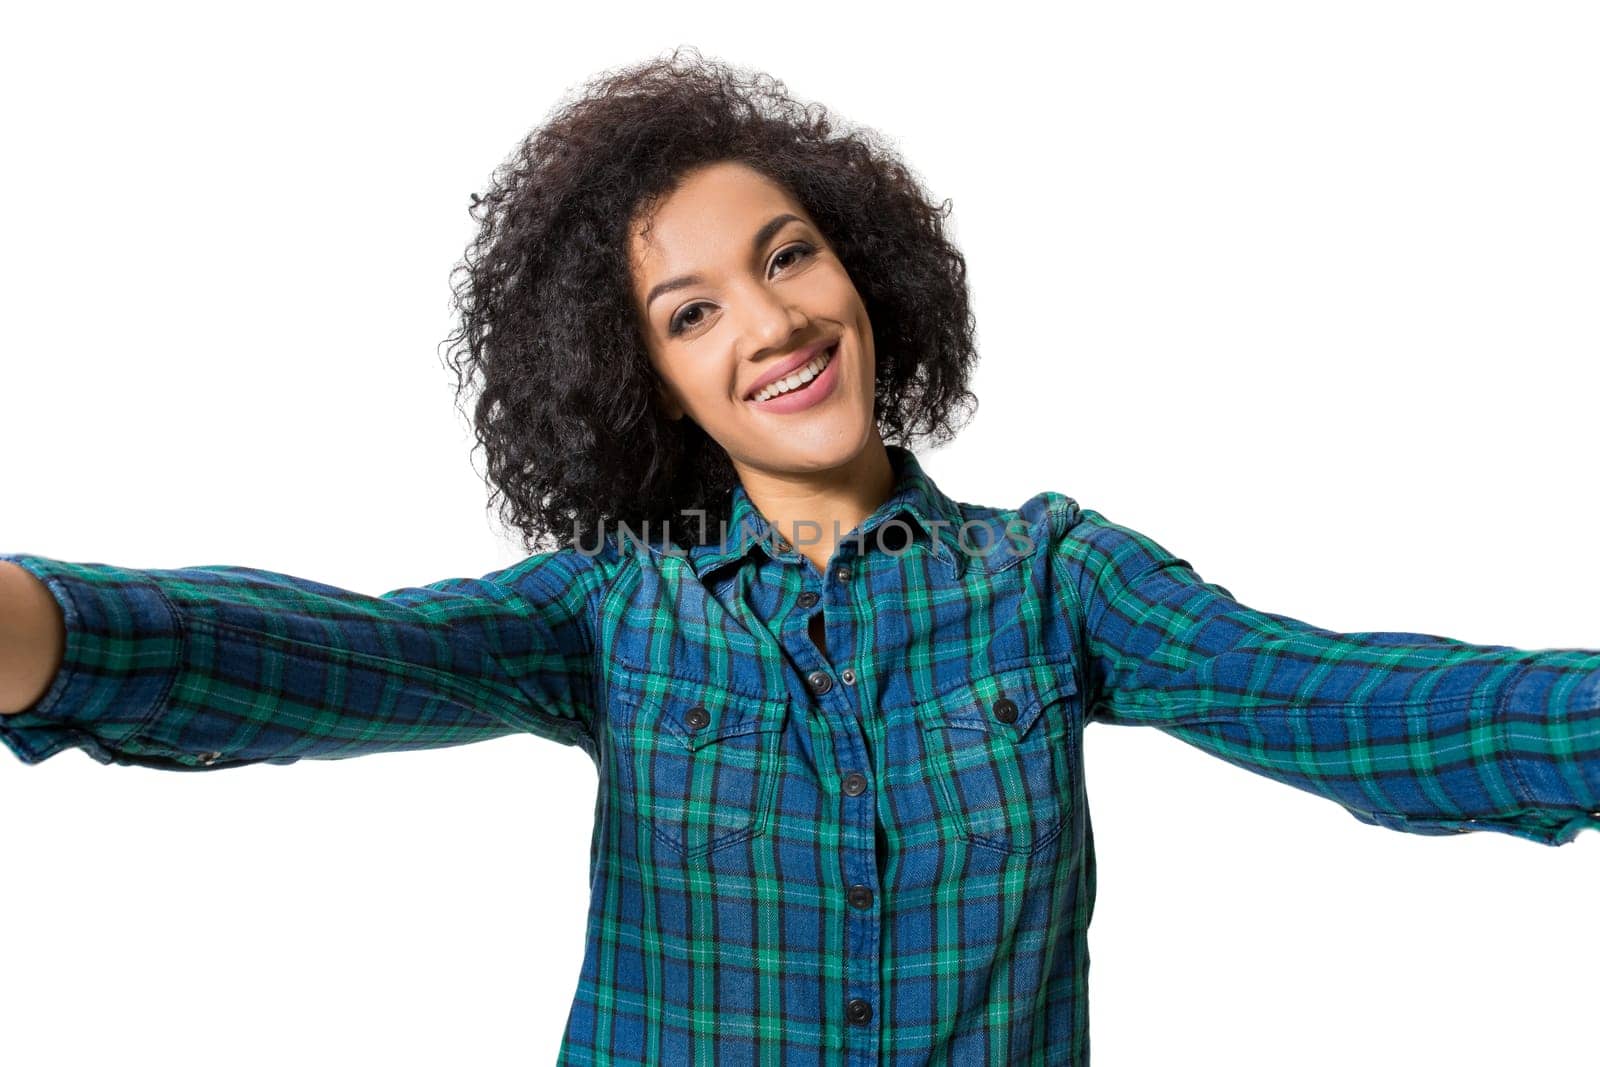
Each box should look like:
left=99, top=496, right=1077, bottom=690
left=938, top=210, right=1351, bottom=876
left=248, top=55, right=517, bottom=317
left=644, top=213, right=806, bottom=311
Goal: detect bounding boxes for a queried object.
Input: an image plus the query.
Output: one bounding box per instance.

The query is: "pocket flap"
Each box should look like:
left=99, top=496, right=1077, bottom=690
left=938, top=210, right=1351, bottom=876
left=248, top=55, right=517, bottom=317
left=617, top=667, right=789, bottom=752
left=915, top=663, right=1077, bottom=740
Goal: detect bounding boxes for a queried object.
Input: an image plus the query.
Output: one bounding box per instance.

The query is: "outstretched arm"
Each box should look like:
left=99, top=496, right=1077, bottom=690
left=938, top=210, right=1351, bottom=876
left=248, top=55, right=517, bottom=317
left=1050, top=499, right=1600, bottom=847
left=0, top=547, right=605, bottom=770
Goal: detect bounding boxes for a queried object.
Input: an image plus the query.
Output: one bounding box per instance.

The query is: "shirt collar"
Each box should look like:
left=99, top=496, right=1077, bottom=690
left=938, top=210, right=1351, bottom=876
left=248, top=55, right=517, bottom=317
left=680, top=444, right=967, bottom=580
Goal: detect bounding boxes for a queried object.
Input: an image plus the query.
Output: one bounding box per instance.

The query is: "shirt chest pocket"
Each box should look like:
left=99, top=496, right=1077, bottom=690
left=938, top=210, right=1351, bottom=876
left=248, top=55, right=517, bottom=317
left=915, top=666, right=1078, bottom=856
left=616, top=673, right=791, bottom=859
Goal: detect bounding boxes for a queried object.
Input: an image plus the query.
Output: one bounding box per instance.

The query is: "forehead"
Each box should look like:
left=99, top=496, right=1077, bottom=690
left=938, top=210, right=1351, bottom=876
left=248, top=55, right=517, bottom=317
left=629, top=162, right=810, bottom=282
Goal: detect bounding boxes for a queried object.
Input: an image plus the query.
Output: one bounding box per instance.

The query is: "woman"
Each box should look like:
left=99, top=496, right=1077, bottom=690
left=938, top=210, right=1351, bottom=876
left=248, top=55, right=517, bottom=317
left=2, top=47, right=1598, bottom=1065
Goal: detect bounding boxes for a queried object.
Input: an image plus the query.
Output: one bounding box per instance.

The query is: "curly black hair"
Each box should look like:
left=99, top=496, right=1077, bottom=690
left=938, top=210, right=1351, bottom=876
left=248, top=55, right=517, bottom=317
left=439, top=45, right=979, bottom=554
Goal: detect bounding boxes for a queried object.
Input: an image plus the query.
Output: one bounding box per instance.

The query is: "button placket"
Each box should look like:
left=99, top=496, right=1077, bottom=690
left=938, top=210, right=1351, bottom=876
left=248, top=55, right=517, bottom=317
left=799, top=547, right=875, bottom=1043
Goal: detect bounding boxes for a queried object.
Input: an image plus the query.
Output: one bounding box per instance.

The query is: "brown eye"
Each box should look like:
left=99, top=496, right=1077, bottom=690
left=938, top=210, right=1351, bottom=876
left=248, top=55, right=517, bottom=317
left=669, top=304, right=708, bottom=336
left=771, top=242, right=815, bottom=274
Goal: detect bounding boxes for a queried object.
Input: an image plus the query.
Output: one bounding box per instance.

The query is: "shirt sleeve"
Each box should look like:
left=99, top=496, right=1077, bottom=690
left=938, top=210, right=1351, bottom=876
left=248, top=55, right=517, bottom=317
left=1050, top=501, right=1600, bottom=847
left=0, top=547, right=604, bottom=770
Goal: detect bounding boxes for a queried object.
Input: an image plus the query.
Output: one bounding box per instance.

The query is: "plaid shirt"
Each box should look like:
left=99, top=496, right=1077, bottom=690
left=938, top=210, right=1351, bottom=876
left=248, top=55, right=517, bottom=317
left=4, top=443, right=1599, bottom=1064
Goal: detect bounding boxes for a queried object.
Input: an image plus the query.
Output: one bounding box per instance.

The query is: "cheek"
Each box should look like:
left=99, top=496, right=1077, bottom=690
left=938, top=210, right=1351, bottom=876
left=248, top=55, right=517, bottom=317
left=852, top=306, right=875, bottom=376
left=821, top=269, right=863, bottom=311
left=664, top=362, right=734, bottom=417
left=647, top=355, right=693, bottom=412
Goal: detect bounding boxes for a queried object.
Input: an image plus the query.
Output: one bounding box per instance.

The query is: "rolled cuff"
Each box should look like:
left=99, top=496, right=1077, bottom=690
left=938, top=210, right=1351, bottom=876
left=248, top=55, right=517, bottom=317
left=0, top=552, right=184, bottom=766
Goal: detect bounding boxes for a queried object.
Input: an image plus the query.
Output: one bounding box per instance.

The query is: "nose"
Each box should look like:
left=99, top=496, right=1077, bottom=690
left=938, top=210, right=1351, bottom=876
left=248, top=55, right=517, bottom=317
left=733, top=279, right=810, bottom=356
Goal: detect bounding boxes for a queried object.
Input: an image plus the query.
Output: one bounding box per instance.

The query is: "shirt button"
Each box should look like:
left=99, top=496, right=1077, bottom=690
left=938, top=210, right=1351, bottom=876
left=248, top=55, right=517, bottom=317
left=848, top=884, right=874, bottom=909
left=199, top=751, right=222, bottom=765
left=834, top=565, right=852, bottom=582
left=684, top=706, right=710, bottom=730
left=846, top=998, right=872, bottom=1025
left=797, top=591, right=820, bottom=609
left=993, top=697, right=1018, bottom=724
left=808, top=670, right=833, bottom=695
left=842, top=772, right=868, bottom=796
left=840, top=667, right=856, bottom=686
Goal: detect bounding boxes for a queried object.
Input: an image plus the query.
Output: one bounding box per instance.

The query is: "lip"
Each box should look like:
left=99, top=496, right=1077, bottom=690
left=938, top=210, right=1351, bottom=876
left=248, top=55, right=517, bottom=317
left=743, top=338, right=840, bottom=401
left=744, top=341, right=842, bottom=415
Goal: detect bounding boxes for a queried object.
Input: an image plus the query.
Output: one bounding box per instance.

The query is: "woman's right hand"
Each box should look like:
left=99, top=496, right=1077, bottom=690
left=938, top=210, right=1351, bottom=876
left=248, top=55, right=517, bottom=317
left=0, top=560, right=66, bottom=715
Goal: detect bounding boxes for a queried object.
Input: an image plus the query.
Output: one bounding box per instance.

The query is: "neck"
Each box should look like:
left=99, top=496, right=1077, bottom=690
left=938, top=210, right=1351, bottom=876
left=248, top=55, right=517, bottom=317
left=731, top=434, right=896, bottom=576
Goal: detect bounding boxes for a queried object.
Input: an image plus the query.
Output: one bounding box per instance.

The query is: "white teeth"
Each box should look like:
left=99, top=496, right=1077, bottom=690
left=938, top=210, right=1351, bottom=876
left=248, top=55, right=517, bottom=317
left=754, top=345, right=835, bottom=403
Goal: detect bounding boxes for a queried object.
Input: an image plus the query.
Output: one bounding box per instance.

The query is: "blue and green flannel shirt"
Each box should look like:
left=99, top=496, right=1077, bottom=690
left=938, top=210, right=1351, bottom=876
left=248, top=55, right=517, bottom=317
left=4, top=443, right=1599, bottom=1064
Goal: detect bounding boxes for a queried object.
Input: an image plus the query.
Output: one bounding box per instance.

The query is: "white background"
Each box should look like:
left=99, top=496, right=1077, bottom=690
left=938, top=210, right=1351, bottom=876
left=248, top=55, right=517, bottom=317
left=2, top=2, right=1596, bottom=1064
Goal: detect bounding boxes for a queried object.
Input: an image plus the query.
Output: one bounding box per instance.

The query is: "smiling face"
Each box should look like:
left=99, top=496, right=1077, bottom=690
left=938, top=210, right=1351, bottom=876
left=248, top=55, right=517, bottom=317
left=628, top=160, right=878, bottom=479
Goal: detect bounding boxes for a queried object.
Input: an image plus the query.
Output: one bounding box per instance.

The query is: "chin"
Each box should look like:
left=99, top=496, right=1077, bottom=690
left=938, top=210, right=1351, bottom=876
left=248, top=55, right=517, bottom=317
left=769, top=421, right=877, bottom=472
